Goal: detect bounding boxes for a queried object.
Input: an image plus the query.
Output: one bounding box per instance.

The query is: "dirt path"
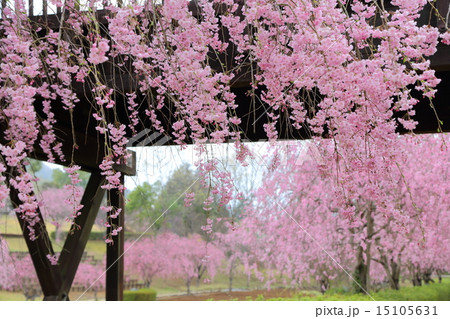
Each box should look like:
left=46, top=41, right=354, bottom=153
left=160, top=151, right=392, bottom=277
left=158, top=288, right=305, bottom=301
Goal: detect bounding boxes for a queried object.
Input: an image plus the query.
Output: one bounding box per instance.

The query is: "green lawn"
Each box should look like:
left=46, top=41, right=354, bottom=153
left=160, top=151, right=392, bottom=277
left=1, top=215, right=106, bottom=258
left=0, top=291, right=26, bottom=301
left=0, top=215, right=104, bottom=237
left=266, top=279, right=450, bottom=301
left=0, top=290, right=104, bottom=301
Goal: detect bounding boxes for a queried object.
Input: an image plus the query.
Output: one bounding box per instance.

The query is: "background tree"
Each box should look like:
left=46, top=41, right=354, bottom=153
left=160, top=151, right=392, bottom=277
left=164, top=233, right=223, bottom=294
left=215, top=221, right=257, bottom=293
left=41, top=169, right=90, bottom=190
left=125, top=182, right=160, bottom=232
left=9, top=255, right=41, bottom=301
left=73, top=262, right=105, bottom=301
left=149, top=164, right=228, bottom=237
left=39, top=187, right=83, bottom=243
left=0, top=238, right=14, bottom=291
left=243, top=135, right=450, bottom=293
left=124, top=236, right=168, bottom=287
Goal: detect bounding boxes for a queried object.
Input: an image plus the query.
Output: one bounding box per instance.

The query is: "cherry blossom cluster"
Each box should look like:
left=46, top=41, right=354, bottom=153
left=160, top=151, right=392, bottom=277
left=243, top=134, right=450, bottom=292
left=0, top=0, right=448, bottom=244
left=63, top=165, right=84, bottom=220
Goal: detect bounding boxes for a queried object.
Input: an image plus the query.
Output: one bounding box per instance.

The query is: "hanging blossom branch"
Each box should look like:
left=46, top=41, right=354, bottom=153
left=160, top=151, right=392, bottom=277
left=0, top=0, right=448, bottom=243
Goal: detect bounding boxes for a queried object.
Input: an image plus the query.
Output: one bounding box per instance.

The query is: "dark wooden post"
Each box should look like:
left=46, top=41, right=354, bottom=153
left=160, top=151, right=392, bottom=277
left=106, top=174, right=125, bottom=301
left=28, top=0, right=33, bottom=17
left=43, top=0, right=47, bottom=20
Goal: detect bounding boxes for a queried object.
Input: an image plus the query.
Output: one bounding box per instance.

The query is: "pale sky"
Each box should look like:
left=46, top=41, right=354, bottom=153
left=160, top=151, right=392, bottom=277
left=44, top=140, right=310, bottom=192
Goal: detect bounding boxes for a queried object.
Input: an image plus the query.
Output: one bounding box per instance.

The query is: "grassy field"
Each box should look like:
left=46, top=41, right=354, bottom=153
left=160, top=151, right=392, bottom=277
left=0, top=291, right=27, bottom=301
left=0, top=214, right=104, bottom=236
left=264, top=278, right=450, bottom=301
left=1, top=215, right=106, bottom=258
left=0, top=290, right=105, bottom=301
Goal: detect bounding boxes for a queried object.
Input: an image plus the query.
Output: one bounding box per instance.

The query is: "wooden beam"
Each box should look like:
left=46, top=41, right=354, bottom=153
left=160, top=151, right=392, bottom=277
left=57, top=171, right=106, bottom=298
left=430, top=45, right=450, bottom=72
left=23, top=124, right=137, bottom=175
left=105, top=175, right=125, bottom=301
left=6, top=166, right=66, bottom=300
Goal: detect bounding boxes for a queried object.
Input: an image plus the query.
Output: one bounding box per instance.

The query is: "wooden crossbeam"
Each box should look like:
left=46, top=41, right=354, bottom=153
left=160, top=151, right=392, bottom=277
left=26, top=125, right=137, bottom=176
left=57, top=171, right=106, bottom=299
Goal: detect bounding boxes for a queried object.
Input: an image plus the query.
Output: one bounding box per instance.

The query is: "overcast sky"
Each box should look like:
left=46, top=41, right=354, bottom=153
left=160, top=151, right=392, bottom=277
left=44, top=140, right=309, bottom=193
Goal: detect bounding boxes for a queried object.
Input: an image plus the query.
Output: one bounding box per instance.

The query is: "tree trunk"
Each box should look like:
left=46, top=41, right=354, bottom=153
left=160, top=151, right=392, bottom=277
left=410, top=265, right=421, bottom=286
left=196, top=265, right=205, bottom=287
left=389, top=260, right=401, bottom=290
left=186, top=279, right=191, bottom=295
left=55, top=226, right=62, bottom=244
left=423, top=270, right=434, bottom=284
left=353, top=203, right=374, bottom=294
left=365, top=208, right=374, bottom=292
left=319, top=277, right=329, bottom=294
left=354, top=246, right=369, bottom=293
left=412, top=271, right=422, bottom=286
left=391, top=273, right=400, bottom=290
left=228, top=259, right=236, bottom=293
left=377, top=255, right=401, bottom=290
left=228, top=268, right=234, bottom=293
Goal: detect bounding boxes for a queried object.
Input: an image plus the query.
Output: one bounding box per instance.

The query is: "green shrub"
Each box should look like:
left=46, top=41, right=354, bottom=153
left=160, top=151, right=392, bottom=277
left=124, top=288, right=157, bottom=301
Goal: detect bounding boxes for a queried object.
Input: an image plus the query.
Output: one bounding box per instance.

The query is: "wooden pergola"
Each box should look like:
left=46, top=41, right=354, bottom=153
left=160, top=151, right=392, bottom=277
left=0, top=0, right=449, bottom=300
